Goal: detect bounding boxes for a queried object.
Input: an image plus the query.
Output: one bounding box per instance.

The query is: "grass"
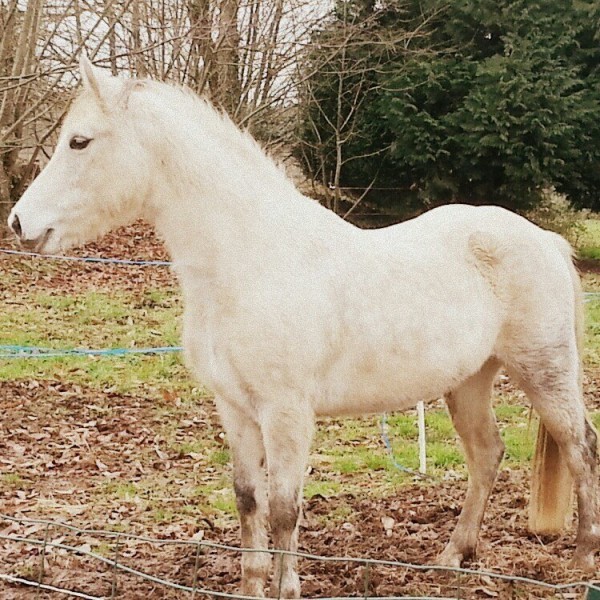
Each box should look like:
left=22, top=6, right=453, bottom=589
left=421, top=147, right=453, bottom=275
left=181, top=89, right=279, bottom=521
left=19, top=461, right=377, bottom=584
left=578, top=219, right=600, bottom=260
left=103, top=481, right=139, bottom=500
left=584, top=293, right=600, bottom=368
left=0, top=288, right=199, bottom=395
left=2, top=289, right=180, bottom=347
left=3, top=222, right=600, bottom=518
left=1, top=473, right=24, bottom=486
left=305, top=480, right=342, bottom=499
left=210, top=449, right=231, bottom=466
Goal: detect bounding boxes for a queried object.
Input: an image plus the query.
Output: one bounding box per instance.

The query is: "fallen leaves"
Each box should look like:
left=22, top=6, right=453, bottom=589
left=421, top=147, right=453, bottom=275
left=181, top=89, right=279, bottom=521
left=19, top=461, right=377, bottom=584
left=0, top=221, right=175, bottom=297
left=1, top=378, right=596, bottom=599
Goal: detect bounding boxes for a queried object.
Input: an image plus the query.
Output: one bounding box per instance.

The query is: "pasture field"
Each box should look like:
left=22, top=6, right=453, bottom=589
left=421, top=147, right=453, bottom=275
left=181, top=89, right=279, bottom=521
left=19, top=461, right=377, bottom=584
left=2, top=220, right=600, bottom=598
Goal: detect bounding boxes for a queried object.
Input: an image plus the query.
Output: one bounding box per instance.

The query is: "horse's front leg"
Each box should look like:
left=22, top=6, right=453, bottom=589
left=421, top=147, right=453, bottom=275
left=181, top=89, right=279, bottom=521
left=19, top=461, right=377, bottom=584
left=216, top=397, right=271, bottom=597
left=262, top=402, right=315, bottom=599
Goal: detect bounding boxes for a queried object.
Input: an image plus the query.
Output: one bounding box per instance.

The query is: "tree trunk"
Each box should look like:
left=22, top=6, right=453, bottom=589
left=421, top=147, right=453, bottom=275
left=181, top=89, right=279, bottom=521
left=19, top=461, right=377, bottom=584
left=187, top=0, right=213, bottom=95
left=210, top=0, right=241, bottom=117
left=0, top=163, right=12, bottom=227
left=131, top=0, right=146, bottom=77
left=0, top=0, right=42, bottom=210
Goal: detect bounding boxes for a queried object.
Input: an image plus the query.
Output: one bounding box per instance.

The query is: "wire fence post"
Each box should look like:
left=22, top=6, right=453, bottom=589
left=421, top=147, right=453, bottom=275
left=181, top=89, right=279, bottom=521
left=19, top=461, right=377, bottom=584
left=455, top=568, right=462, bottom=600
left=35, top=521, right=51, bottom=599
left=190, top=542, right=203, bottom=600
left=362, top=560, right=371, bottom=600
left=109, top=534, right=121, bottom=599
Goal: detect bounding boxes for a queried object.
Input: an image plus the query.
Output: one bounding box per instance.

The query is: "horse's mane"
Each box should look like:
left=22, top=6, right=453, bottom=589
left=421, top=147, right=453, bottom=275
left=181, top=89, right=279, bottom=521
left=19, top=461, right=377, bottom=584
left=133, top=79, right=295, bottom=196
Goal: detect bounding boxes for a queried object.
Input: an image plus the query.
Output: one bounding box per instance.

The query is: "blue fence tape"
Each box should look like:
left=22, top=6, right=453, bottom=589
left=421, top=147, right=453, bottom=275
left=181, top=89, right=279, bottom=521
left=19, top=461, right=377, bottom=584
left=0, top=345, right=182, bottom=358
left=380, top=413, right=430, bottom=479
left=0, top=248, right=172, bottom=266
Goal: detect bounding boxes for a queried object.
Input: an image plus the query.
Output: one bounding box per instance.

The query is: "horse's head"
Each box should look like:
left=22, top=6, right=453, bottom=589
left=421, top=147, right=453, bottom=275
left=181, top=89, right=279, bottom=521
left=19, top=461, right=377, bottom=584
left=8, top=57, right=153, bottom=253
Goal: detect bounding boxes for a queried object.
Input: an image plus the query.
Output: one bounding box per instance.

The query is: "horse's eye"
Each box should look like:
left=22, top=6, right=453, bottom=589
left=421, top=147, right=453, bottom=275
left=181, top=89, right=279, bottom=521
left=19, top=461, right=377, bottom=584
left=69, top=136, right=91, bottom=150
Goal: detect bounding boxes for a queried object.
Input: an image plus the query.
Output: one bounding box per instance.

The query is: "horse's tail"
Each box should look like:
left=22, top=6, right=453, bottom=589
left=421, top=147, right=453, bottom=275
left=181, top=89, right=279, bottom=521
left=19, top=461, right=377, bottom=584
left=528, top=233, right=581, bottom=534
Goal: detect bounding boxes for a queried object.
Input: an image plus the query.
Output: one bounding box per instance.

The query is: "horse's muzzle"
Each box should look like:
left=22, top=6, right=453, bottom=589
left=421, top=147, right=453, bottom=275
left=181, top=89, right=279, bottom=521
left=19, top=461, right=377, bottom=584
left=8, top=214, right=54, bottom=253
left=8, top=213, right=21, bottom=238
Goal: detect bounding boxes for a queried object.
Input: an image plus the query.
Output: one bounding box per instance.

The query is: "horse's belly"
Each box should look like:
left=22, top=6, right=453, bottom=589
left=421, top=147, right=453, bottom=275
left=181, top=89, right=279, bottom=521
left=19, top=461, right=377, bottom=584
left=314, top=381, right=444, bottom=417
left=314, top=366, right=467, bottom=417
left=314, top=320, right=498, bottom=417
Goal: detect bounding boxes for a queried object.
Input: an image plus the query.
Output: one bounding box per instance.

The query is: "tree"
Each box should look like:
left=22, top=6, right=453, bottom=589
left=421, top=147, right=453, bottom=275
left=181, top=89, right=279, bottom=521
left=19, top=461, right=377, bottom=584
left=0, top=0, right=327, bottom=217
left=295, top=0, right=436, bottom=214
left=297, top=0, right=600, bottom=215
left=0, top=0, right=43, bottom=224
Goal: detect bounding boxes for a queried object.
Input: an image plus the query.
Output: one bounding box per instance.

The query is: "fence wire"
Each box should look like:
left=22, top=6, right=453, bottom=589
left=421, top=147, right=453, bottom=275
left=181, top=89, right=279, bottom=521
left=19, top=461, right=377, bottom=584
left=0, top=248, right=172, bottom=266
left=1, top=513, right=599, bottom=600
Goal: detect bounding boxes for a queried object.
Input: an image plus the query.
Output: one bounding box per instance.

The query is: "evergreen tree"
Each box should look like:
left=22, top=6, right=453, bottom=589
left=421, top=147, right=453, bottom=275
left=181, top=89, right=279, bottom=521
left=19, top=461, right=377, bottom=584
left=298, top=0, right=600, bottom=215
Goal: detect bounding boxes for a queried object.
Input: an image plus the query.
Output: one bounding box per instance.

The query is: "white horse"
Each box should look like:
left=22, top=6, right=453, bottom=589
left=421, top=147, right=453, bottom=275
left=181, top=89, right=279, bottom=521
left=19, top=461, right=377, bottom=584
left=8, top=58, right=599, bottom=597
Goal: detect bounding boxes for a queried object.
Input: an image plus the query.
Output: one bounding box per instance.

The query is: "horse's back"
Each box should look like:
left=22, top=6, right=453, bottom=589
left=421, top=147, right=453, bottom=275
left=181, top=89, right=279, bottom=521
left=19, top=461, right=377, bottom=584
left=389, top=204, right=579, bottom=367
left=376, top=204, right=552, bottom=248
left=373, top=204, right=573, bottom=290
left=321, top=204, right=579, bottom=413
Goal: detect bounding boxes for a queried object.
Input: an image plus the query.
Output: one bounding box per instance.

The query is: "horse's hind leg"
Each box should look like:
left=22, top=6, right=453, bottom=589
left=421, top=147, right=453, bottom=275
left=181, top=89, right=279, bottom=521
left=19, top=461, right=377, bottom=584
left=216, top=397, right=271, bottom=597
left=437, top=358, right=504, bottom=567
left=512, top=366, right=600, bottom=571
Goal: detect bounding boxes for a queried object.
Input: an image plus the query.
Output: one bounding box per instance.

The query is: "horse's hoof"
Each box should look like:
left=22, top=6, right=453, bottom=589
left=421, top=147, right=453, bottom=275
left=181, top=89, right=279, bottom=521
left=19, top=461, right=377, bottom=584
left=435, top=548, right=463, bottom=569
left=570, top=553, right=596, bottom=573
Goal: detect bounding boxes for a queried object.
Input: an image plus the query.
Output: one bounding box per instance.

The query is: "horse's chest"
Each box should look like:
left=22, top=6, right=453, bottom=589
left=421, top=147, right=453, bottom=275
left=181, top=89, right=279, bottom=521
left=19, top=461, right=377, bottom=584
left=181, top=311, right=233, bottom=391
left=181, top=307, right=269, bottom=401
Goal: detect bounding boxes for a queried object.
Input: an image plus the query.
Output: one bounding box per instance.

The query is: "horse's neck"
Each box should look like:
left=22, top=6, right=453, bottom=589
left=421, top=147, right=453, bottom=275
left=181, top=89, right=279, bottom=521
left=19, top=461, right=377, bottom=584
left=149, top=145, right=343, bottom=294
left=140, top=95, right=352, bottom=296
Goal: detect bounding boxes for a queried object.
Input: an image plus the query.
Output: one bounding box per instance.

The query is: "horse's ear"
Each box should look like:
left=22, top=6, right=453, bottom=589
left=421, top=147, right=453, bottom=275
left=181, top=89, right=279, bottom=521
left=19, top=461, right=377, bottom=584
left=79, top=56, right=104, bottom=104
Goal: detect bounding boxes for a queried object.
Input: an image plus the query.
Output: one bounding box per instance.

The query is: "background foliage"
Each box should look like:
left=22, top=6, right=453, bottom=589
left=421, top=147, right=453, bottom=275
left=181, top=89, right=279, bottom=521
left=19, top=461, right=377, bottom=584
left=297, top=0, right=600, bottom=216
left=3, top=0, right=600, bottom=222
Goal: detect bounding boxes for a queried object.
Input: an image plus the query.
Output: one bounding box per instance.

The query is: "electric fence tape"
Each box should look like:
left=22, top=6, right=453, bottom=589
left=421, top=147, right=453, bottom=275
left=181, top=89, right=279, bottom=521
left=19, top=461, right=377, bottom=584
left=0, top=344, right=183, bottom=358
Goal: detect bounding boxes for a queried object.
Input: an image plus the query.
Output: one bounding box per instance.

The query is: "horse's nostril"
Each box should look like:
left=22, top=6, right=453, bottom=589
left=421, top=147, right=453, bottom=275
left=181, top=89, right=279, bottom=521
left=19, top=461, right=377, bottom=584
left=10, top=214, right=22, bottom=238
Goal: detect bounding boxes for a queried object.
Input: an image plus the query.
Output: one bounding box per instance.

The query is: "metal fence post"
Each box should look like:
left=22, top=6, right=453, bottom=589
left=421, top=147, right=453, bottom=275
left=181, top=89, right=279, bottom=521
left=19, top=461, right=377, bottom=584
left=35, top=522, right=51, bottom=599
left=110, top=534, right=122, bottom=599
left=587, top=583, right=600, bottom=600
